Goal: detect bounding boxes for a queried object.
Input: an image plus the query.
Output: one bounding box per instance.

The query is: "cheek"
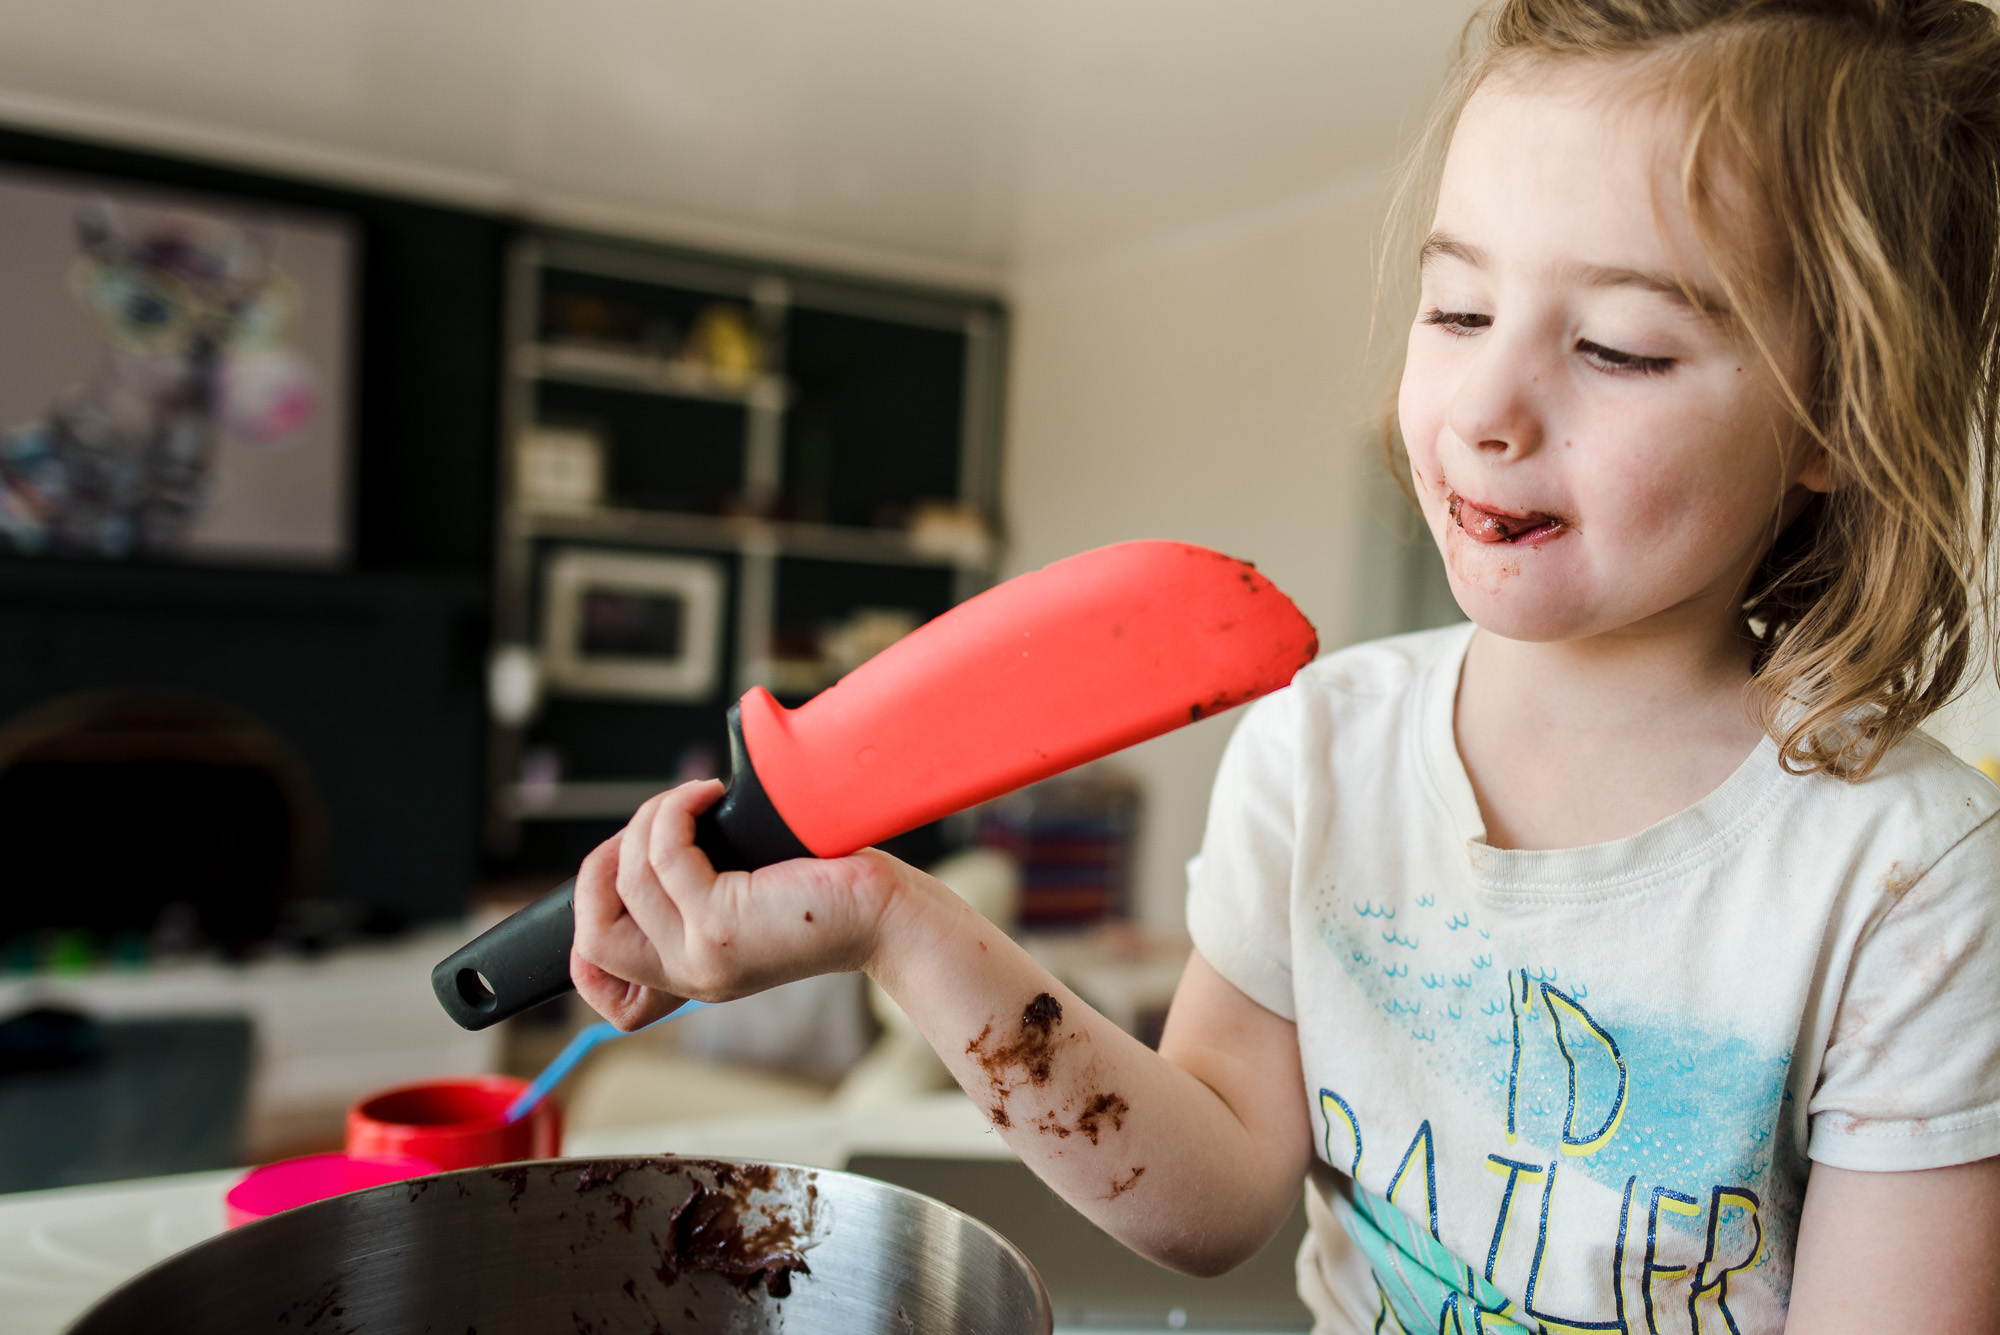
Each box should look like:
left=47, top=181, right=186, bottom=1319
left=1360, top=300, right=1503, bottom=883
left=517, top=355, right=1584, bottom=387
left=1397, top=349, right=1448, bottom=482
left=1579, top=418, right=1777, bottom=567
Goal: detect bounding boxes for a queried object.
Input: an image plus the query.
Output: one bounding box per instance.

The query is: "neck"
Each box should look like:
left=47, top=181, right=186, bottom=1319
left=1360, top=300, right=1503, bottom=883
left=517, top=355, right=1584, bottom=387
left=1467, top=615, right=1754, bottom=738
left=1454, top=605, right=1766, bottom=850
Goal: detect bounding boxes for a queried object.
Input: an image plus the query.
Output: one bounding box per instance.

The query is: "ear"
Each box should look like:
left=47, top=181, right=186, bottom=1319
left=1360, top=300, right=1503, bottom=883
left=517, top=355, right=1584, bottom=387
left=1795, top=445, right=1835, bottom=494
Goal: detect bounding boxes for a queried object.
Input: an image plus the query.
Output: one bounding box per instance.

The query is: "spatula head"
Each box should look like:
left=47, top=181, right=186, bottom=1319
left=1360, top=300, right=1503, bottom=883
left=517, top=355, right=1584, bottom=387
left=744, top=540, right=1318, bottom=857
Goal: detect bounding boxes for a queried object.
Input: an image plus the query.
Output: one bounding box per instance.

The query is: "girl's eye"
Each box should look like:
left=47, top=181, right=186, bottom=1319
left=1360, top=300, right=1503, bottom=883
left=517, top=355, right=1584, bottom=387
left=1577, top=338, right=1674, bottom=377
left=1420, top=307, right=1490, bottom=336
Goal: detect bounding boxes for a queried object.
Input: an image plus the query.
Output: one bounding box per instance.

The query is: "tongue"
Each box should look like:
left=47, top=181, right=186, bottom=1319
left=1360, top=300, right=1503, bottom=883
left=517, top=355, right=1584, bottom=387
left=1450, top=495, right=1550, bottom=544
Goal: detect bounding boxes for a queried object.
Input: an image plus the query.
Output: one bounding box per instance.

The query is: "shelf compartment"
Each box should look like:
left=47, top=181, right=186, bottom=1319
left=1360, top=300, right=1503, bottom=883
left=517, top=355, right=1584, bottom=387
left=501, top=779, right=670, bottom=822
left=515, top=506, right=988, bottom=570
left=518, top=343, right=787, bottom=409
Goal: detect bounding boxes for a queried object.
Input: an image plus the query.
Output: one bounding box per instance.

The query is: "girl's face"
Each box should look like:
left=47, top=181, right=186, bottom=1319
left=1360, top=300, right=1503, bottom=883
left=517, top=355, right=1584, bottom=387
left=1399, top=64, right=1827, bottom=647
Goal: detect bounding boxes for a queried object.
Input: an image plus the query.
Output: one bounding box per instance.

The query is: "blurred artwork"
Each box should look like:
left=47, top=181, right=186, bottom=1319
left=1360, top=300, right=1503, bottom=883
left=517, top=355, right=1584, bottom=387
left=0, top=169, right=354, bottom=565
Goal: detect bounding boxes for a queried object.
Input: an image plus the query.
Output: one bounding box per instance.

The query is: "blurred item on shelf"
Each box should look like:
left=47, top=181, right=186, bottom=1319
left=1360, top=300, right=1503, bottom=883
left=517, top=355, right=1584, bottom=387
left=907, top=501, right=993, bottom=566
left=517, top=424, right=604, bottom=513
left=680, top=303, right=762, bottom=389
left=487, top=644, right=543, bottom=728
left=823, top=607, right=920, bottom=678
left=541, top=291, right=671, bottom=355
left=766, top=607, right=922, bottom=696
left=766, top=657, right=828, bottom=696
left=672, top=740, right=721, bottom=785
left=979, top=766, right=1141, bottom=929
left=767, top=623, right=828, bottom=696
left=515, top=746, right=563, bottom=812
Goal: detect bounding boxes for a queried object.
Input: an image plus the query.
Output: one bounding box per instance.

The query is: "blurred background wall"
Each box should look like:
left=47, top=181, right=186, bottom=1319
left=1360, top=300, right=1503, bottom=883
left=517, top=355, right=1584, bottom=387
left=0, top=0, right=1480, bottom=929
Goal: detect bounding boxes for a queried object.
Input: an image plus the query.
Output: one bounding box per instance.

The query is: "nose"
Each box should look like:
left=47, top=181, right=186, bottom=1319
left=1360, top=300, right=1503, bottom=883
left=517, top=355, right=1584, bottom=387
left=1443, top=326, right=1548, bottom=462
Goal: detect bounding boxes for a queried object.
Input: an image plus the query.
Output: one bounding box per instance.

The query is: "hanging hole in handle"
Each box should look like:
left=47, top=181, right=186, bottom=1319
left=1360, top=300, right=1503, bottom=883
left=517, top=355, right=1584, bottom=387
left=457, top=968, right=499, bottom=1013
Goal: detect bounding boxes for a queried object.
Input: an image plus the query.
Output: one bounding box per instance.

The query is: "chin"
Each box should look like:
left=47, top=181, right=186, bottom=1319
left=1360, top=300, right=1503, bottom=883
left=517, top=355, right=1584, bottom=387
left=1443, top=576, right=1603, bottom=644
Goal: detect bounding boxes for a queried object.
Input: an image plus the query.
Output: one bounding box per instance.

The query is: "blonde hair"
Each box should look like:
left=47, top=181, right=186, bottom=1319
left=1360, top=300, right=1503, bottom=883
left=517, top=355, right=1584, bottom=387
left=1385, top=0, right=2000, bottom=779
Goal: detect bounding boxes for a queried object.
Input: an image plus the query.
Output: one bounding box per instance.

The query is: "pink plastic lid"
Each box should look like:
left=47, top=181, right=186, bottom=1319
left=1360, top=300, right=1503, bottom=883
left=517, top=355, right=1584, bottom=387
left=224, top=1152, right=439, bottom=1228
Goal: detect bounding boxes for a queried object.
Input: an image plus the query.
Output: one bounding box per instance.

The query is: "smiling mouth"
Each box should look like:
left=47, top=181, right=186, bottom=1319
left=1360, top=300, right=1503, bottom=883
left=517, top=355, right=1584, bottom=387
left=1447, top=492, right=1565, bottom=546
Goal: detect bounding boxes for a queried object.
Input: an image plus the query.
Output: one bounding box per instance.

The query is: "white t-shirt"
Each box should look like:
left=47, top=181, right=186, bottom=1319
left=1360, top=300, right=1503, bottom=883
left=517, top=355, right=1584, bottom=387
left=1187, top=623, right=2000, bottom=1335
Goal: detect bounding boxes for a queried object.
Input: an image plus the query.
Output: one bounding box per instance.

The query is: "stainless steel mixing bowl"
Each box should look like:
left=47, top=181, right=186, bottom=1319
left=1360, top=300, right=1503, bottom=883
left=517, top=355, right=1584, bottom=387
left=66, top=1155, right=1054, bottom=1333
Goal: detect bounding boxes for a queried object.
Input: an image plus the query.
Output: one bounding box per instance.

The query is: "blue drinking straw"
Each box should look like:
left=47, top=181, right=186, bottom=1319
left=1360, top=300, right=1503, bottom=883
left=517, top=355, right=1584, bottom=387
left=504, top=999, right=709, bottom=1123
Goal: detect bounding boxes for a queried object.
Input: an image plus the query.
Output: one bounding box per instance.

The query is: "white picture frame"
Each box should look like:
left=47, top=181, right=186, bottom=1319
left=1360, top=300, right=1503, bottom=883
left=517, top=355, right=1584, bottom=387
left=540, top=548, right=725, bottom=700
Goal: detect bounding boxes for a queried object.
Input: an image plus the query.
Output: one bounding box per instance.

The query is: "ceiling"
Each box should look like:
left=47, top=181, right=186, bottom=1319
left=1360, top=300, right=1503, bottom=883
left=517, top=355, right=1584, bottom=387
left=0, top=1, right=1473, bottom=287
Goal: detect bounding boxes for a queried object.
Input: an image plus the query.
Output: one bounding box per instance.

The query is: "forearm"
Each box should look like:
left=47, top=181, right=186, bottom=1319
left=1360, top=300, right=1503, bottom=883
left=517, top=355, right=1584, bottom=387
left=865, top=875, right=1306, bottom=1276
left=565, top=785, right=1307, bottom=1274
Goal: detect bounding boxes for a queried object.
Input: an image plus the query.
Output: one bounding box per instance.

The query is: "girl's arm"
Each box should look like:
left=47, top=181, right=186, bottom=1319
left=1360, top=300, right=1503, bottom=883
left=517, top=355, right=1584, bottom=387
left=1786, top=1157, right=2000, bottom=1332
left=569, top=779, right=1314, bottom=1276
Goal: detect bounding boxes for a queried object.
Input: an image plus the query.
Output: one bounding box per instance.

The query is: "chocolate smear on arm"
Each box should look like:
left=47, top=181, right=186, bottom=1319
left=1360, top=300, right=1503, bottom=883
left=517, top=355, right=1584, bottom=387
left=969, top=994, right=1136, bottom=1147
left=1074, top=1092, right=1129, bottom=1145
left=1024, top=992, right=1061, bottom=1033
left=968, top=993, right=1073, bottom=1125
left=1107, top=1167, right=1146, bottom=1199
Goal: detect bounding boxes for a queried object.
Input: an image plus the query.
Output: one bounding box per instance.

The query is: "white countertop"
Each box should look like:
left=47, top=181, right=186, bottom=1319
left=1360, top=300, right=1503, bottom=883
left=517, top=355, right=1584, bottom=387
left=0, top=1092, right=1009, bottom=1335
left=0, top=1093, right=1265, bottom=1335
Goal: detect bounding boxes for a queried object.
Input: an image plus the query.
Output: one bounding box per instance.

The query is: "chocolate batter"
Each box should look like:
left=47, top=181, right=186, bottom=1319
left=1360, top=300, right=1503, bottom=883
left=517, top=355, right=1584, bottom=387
left=654, top=1161, right=812, bottom=1300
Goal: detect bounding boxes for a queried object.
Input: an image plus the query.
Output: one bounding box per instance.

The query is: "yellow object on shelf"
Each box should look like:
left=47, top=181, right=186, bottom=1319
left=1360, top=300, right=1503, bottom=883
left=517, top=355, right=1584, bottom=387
left=682, top=303, right=761, bottom=388
left=1978, top=755, right=2000, bottom=786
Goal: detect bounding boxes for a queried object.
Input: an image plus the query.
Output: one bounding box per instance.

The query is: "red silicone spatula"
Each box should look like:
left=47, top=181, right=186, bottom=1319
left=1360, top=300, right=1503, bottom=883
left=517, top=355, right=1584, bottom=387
left=432, top=540, right=1316, bottom=1030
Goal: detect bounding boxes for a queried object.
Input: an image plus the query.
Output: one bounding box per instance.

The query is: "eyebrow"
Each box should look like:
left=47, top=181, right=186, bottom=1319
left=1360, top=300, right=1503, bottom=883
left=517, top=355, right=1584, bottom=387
left=1419, top=229, right=1729, bottom=317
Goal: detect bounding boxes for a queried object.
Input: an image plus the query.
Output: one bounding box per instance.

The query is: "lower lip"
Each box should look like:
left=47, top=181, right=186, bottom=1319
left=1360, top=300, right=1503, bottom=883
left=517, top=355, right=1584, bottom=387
left=1495, top=519, right=1564, bottom=548
left=1451, top=498, right=1565, bottom=548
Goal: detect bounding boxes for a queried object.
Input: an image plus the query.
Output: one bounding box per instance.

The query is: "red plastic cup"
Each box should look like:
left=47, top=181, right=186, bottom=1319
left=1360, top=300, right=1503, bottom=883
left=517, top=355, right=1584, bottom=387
left=225, top=1153, right=439, bottom=1228
left=345, top=1075, right=561, bottom=1171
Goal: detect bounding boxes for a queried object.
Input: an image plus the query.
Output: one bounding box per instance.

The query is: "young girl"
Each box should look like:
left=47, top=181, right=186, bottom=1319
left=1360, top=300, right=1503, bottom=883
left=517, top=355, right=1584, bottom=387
left=568, top=1, right=2000, bottom=1329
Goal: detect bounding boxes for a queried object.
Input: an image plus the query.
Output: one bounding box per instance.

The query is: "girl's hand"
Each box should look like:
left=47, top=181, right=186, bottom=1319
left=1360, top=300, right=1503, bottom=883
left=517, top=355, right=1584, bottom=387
left=568, top=778, right=915, bottom=1031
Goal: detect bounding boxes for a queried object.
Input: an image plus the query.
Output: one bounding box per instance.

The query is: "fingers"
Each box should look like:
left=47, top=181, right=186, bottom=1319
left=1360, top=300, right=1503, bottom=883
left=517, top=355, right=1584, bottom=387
left=571, top=950, right=685, bottom=1031
left=571, top=832, right=670, bottom=994
left=572, top=780, right=726, bottom=1007
left=570, top=835, right=624, bottom=959
left=571, top=830, right=686, bottom=1029
left=627, top=779, right=727, bottom=947
left=640, top=778, right=725, bottom=892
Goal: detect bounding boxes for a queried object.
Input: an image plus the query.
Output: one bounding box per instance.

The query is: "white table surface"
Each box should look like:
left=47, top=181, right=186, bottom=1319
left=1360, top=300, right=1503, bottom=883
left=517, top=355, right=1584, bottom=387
left=0, top=1093, right=1017, bottom=1335
left=0, top=1093, right=1236, bottom=1335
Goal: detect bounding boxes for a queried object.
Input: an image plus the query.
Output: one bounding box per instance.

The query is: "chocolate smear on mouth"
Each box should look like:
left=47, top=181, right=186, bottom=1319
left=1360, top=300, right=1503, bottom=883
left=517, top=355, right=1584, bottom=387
left=1448, top=492, right=1557, bottom=544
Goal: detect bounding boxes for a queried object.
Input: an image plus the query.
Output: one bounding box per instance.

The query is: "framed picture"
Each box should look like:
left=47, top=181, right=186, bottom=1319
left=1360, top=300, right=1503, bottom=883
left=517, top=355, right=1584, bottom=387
left=540, top=548, right=725, bottom=700
left=0, top=163, right=356, bottom=567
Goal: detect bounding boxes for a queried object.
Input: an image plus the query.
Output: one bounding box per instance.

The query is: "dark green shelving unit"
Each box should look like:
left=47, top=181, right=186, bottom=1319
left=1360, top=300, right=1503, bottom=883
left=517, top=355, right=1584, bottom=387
left=490, top=234, right=1006, bottom=874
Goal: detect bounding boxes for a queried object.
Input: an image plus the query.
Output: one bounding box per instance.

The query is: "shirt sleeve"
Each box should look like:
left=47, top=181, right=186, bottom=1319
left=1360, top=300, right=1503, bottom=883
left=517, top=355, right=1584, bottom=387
left=1808, top=812, right=2000, bottom=1171
left=1185, top=686, right=1302, bottom=1021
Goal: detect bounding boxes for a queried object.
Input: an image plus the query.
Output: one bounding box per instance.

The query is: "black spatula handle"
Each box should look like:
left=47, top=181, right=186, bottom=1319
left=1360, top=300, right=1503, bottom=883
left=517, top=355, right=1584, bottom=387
left=431, top=705, right=811, bottom=1030
left=431, top=878, right=579, bottom=1030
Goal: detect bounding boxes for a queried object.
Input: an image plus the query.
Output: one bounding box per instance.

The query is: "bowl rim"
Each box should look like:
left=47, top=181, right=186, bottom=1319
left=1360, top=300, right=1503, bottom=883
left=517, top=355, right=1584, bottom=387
left=65, top=1153, right=1055, bottom=1335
